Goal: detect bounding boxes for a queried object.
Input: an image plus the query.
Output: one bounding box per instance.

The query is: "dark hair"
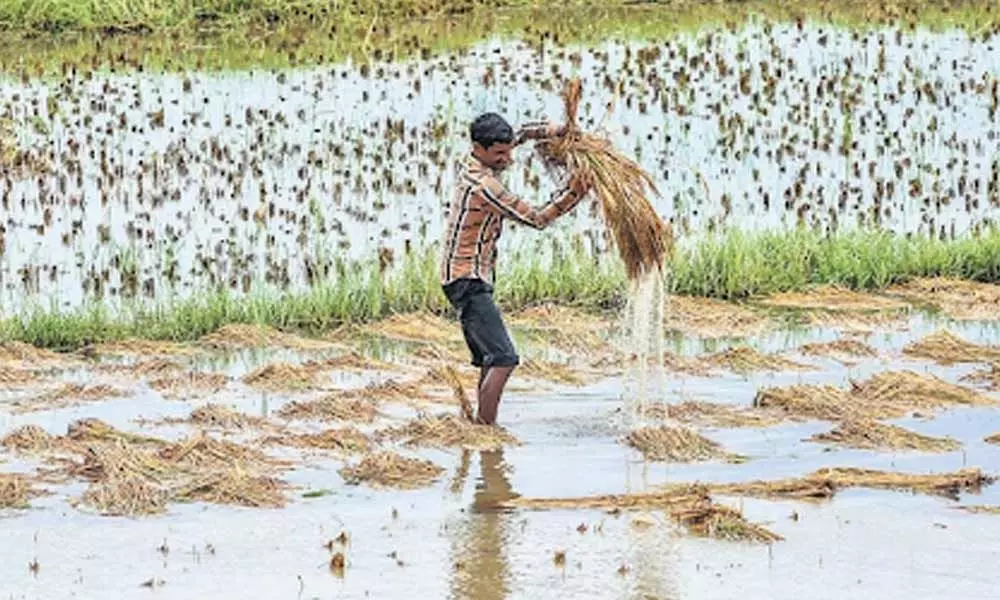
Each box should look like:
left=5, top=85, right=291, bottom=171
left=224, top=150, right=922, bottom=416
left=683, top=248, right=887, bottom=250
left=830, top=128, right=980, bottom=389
left=469, top=112, right=514, bottom=148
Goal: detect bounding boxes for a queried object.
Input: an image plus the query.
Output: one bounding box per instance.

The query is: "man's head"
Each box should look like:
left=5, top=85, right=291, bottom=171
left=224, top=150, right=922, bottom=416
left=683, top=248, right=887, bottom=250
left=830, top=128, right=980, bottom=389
left=470, top=112, right=514, bottom=171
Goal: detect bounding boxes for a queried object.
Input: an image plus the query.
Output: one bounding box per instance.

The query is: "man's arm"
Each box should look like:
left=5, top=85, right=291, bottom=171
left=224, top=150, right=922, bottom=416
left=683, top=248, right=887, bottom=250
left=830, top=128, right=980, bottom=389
left=512, top=120, right=564, bottom=147
left=478, top=171, right=589, bottom=230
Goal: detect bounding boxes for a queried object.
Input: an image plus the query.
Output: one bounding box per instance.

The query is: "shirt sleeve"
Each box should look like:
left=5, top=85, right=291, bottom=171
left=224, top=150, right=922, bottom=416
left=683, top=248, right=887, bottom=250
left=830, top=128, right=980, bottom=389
left=478, top=172, right=584, bottom=230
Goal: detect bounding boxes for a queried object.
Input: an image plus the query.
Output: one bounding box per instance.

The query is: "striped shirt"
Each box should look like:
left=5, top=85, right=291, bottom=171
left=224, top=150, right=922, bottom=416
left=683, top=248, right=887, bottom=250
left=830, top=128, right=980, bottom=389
left=439, top=123, right=584, bottom=286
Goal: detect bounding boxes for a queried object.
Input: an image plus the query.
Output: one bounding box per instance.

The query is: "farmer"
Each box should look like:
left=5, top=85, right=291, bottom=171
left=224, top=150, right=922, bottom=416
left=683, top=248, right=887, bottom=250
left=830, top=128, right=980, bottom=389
left=439, top=112, right=592, bottom=425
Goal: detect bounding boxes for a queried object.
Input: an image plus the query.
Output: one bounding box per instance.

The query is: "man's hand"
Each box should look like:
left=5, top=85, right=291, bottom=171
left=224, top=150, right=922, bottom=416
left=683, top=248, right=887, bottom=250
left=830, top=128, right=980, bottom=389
left=568, top=172, right=591, bottom=196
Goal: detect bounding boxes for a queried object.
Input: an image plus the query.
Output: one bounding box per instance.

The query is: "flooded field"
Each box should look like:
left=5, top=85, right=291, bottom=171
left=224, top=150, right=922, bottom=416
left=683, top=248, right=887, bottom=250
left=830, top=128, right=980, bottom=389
left=1, top=15, right=999, bottom=312
left=2, top=280, right=1000, bottom=598
left=3, top=3, right=1000, bottom=599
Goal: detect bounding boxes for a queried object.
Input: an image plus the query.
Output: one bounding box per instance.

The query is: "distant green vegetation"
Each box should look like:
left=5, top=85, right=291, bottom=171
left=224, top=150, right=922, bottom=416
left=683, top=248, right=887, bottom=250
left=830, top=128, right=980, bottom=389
left=1, top=0, right=997, bottom=75
left=5, top=225, right=1000, bottom=350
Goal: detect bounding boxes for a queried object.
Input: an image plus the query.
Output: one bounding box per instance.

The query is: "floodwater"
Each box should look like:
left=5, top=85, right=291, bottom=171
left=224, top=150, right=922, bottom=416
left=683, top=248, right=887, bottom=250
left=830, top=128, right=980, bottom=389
left=1, top=20, right=999, bottom=311
left=2, top=305, right=1000, bottom=599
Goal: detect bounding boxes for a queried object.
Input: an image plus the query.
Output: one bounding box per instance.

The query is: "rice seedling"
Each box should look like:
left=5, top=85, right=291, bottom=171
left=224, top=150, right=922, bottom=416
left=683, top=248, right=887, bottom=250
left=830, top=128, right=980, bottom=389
left=338, top=451, right=444, bottom=490
left=808, top=419, right=962, bottom=452
left=902, top=331, right=1000, bottom=366
left=624, top=426, right=745, bottom=463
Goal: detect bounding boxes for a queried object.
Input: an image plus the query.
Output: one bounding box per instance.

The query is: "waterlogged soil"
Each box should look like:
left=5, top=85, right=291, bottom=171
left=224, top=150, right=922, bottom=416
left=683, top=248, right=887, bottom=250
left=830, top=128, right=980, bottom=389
left=2, top=299, right=1000, bottom=599
left=1, top=19, right=999, bottom=310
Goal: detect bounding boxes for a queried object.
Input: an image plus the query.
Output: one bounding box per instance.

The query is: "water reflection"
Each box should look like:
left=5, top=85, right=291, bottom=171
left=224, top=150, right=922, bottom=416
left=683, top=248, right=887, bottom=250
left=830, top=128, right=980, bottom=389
left=449, top=449, right=518, bottom=600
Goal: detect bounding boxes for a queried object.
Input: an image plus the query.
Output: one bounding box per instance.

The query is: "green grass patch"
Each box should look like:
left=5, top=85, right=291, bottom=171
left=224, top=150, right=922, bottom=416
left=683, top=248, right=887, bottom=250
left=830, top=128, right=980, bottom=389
left=1, top=1, right=997, bottom=76
left=3, top=225, right=1000, bottom=350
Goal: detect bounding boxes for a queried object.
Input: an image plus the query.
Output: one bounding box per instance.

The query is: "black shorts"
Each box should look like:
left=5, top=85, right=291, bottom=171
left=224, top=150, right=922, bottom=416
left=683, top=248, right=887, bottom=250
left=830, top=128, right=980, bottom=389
left=442, top=278, right=520, bottom=368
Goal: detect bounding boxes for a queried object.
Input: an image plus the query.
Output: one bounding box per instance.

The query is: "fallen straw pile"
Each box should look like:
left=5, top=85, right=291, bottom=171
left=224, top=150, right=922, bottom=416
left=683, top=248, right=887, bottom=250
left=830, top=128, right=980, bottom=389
left=377, top=414, right=520, bottom=450
left=263, top=428, right=372, bottom=454
left=798, top=339, right=878, bottom=361
left=638, top=401, right=783, bottom=428
left=808, top=419, right=962, bottom=452
left=277, top=394, right=379, bottom=423
left=754, top=370, right=997, bottom=421
left=704, top=346, right=812, bottom=374
left=535, top=77, right=671, bottom=281
left=624, top=426, right=745, bottom=463
left=338, top=451, right=444, bottom=490
left=0, top=473, right=46, bottom=509
left=903, top=331, right=1000, bottom=366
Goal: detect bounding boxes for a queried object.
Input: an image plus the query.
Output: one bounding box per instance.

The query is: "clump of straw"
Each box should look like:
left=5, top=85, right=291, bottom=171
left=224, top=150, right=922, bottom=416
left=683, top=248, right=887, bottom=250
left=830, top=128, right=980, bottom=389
left=338, top=451, right=444, bottom=489
left=377, top=414, right=520, bottom=450
left=624, top=426, right=744, bottom=463
left=903, top=331, right=1000, bottom=366
left=2, top=425, right=57, bottom=452
left=536, top=78, right=671, bottom=280
left=639, top=401, right=783, bottom=428
left=277, top=395, right=379, bottom=423
left=809, top=419, right=962, bottom=452
left=263, top=428, right=372, bottom=454
left=0, top=473, right=45, bottom=509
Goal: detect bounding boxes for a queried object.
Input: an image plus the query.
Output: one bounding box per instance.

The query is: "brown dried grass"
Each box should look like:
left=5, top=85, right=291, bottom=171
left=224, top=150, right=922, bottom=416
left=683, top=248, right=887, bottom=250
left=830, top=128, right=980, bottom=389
left=704, top=346, right=812, bottom=374
left=661, top=352, right=716, bottom=376
left=149, top=371, right=229, bottom=399
left=305, top=351, right=401, bottom=373
left=66, top=418, right=166, bottom=446
left=759, top=285, right=908, bottom=312
left=12, top=383, right=128, bottom=414
left=625, top=426, right=745, bottom=463
left=509, top=304, right=612, bottom=352
left=961, top=365, right=1000, bottom=390
left=263, top=428, right=371, bottom=454
left=2, top=425, right=57, bottom=452
left=664, top=295, right=774, bottom=339
left=378, top=414, right=520, bottom=450
left=955, top=505, right=1000, bottom=515
left=199, top=323, right=334, bottom=351
left=344, top=379, right=423, bottom=402
left=171, top=469, right=288, bottom=508
left=277, top=394, right=379, bottom=423
left=707, top=467, right=990, bottom=501
left=338, top=451, right=444, bottom=489
left=0, top=341, right=73, bottom=367
left=671, top=499, right=784, bottom=543
left=800, top=309, right=908, bottom=334
left=536, top=78, right=671, bottom=280
left=497, top=486, right=779, bottom=543
left=241, top=362, right=318, bottom=391
left=986, top=432, right=1000, bottom=445
left=79, top=477, right=169, bottom=516
left=798, top=339, right=878, bottom=362
left=157, top=404, right=270, bottom=431
left=640, top=401, right=784, bottom=428
left=0, top=472, right=45, bottom=509
left=519, top=358, right=586, bottom=385
left=157, top=432, right=281, bottom=471
left=809, top=419, right=962, bottom=452
left=903, top=331, right=1000, bottom=366
left=84, top=339, right=198, bottom=358
left=885, top=277, right=1000, bottom=320
left=365, top=312, right=463, bottom=344
left=806, top=467, right=990, bottom=500
left=755, top=371, right=997, bottom=421
left=0, top=367, right=40, bottom=386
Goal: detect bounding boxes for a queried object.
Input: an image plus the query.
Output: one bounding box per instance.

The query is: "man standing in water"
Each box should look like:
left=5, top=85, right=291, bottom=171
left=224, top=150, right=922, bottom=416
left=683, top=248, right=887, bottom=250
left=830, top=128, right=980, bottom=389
left=440, top=113, right=591, bottom=425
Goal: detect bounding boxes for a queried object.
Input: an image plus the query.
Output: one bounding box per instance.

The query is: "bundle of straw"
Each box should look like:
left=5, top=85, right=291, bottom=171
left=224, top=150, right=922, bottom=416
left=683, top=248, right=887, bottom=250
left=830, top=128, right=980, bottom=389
left=536, top=78, right=672, bottom=281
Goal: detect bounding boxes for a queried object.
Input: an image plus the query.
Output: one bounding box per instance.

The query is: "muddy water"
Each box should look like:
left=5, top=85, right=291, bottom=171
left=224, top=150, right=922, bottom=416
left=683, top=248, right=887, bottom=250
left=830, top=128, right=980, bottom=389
left=2, top=310, right=1000, bottom=599
left=2, top=20, right=999, bottom=311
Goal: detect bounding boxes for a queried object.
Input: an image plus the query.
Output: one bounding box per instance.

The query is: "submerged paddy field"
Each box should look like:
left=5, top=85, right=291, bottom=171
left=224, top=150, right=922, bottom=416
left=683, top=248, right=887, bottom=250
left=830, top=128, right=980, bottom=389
left=2, top=1, right=1000, bottom=598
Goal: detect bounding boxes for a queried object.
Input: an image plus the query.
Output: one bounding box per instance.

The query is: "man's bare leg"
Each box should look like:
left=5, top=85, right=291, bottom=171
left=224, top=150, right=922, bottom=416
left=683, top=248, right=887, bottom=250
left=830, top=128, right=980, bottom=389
left=476, top=365, right=515, bottom=425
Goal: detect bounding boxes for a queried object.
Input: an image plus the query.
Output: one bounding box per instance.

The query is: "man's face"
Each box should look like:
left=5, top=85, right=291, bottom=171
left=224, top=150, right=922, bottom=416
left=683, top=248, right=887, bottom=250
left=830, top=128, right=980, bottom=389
left=474, top=142, right=513, bottom=172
